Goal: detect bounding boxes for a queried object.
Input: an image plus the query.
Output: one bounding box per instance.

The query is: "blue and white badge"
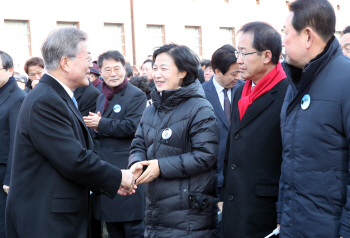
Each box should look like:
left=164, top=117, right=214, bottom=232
left=113, top=104, right=121, bottom=113
left=301, top=94, right=311, bottom=110
left=162, top=128, right=172, bottom=140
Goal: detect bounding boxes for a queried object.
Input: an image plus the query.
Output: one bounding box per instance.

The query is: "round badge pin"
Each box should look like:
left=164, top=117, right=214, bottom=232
left=162, top=128, right=172, bottom=140
left=113, top=104, right=121, bottom=113
left=301, top=94, right=311, bottom=110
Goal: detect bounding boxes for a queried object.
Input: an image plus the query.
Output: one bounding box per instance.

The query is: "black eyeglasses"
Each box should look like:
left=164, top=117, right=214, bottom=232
left=235, top=51, right=262, bottom=59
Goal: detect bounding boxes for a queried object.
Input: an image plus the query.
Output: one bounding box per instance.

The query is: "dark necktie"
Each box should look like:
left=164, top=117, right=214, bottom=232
left=223, top=88, right=231, bottom=126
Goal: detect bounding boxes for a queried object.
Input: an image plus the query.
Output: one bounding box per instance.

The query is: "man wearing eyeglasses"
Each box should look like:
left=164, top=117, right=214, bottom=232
left=219, top=22, right=289, bottom=238
left=6, top=28, right=137, bottom=238
left=83, top=50, right=147, bottom=238
left=341, top=33, right=350, bottom=57
left=0, top=51, right=26, bottom=238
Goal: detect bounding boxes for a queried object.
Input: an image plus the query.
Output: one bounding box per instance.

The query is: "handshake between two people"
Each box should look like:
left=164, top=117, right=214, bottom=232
left=118, top=160, right=160, bottom=196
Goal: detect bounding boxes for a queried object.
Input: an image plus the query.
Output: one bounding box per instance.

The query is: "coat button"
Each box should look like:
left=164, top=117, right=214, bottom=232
left=228, top=195, right=233, bottom=201
left=234, top=134, right=240, bottom=140
left=183, top=189, right=187, bottom=192
left=231, top=164, right=236, bottom=170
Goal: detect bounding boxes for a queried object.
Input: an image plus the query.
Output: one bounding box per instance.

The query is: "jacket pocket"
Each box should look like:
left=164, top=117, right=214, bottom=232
left=51, top=198, right=81, bottom=213
left=322, top=168, right=344, bottom=211
left=255, top=184, right=279, bottom=197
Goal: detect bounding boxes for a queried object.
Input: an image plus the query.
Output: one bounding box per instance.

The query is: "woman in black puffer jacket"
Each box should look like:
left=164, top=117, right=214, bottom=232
left=129, top=44, right=219, bottom=238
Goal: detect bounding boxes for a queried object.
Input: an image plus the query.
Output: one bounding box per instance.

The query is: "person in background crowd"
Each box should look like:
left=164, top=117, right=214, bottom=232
left=132, top=65, right=141, bottom=76
left=343, top=25, right=350, bottom=35
left=6, top=28, right=136, bottom=238
left=129, top=44, right=219, bottom=238
left=84, top=50, right=147, bottom=238
left=24, top=57, right=45, bottom=92
left=0, top=51, right=26, bottom=238
left=219, top=22, right=288, bottom=238
left=198, top=59, right=209, bottom=84
left=203, top=61, right=214, bottom=82
left=278, top=1, right=350, bottom=237
left=90, top=62, right=103, bottom=93
left=14, top=75, right=28, bottom=91
left=141, top=59, right=155, bottom=91
left=125, top=63, right=133, bottom=80
left=129, top=75, right=151, bottom=102
left=341, top=33, right=350, bottom=57
left=202, top=44, right=244, bottom=237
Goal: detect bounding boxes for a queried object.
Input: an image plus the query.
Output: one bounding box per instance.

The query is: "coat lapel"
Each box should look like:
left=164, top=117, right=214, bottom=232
left=0, top=84, right=12, bottom=107
left=235, top=86, right=278, bottom=132
left=206, top=78, right=230, bottom=129
left=40, top=74, right=87, bottom=130
left=103, top=84, right=127, bottom=118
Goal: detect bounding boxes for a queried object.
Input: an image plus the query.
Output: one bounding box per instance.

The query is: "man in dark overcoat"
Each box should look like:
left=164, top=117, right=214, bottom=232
left=5, top=28, right=136, bottom=238
left=84, top=50, right=146, bottom=238
left=0, top=51, right=26, bottom=238
left=219, top=22, right=288, bottom=238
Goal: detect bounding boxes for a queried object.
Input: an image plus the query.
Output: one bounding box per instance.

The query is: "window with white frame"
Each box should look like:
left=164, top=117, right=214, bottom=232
left=103, top=23, right=125, bottom=54
left=219, top=27, right=235, bottom=46
left=57, top=22, right=78, bottom=28
left=146, top=25, right=164, bottom=55
left=3, top=20, right=31, bottom=68
left=185, top=26, right=202, bottom=56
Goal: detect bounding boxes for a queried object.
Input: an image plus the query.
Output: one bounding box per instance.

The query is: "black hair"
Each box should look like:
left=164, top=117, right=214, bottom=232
left=125, top=63, right=133, bottom=77
left=97, top=50, right=125, bottom=69
left=289, top=0, right=335, bottom=42
left=129, top=75, right=151, bottom=95
left=239, top=22, right=282, bottom=65
left=142, top=59, right=154, bottom=68
left=153, top=44, right=200, bottom=87
left=200, top=59, right=210, bottom=67
left=0, top=51, right=13, bottom=70
left=211, top=44, right=237, bottom=75
left=343, top=26, right=350, bottom=35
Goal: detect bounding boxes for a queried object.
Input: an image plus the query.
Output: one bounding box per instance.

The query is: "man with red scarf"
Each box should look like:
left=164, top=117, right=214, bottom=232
left=83, top=50, right=147, bottom=238
left=219, top=22, right=289, bottom=238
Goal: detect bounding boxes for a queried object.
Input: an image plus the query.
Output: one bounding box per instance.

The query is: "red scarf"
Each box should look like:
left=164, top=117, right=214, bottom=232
left=238, top=62, right=286, bottom=120
left=101, top=76, right=128, bottom=115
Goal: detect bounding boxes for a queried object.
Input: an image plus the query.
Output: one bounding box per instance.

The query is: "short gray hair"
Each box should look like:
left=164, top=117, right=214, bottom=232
left=41, top=28, right=87, bottom=71
left=0, top=51, right=13, bottom=70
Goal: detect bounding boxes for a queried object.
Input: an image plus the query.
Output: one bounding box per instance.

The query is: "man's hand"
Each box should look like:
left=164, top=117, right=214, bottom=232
left=3, top=185, right=9, bottom=194
left=120, top=169, right=136, bottom=194
left=117, top=184, right=137, bottom=196
left=83, top=111, right=101, bottom=130
left=31, top=79, right=39, bottom=88
left=130, top=162, right=143, bottom=180
left=218, top=202, right=223, bottom=213
left=136, top=160, right=160, bottom=185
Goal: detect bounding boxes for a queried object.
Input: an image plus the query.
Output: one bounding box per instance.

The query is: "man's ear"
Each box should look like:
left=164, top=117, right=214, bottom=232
left=60, top=57, right=70, bottom=72
left=263, top=50, right=273, bottom=64
left=305, top=27, right=315, bottom=49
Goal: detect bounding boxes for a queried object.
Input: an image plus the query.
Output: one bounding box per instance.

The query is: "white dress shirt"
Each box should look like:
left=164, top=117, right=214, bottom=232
left=213, top=76, right=231, bottom=111
left=46, top=73, right=74, bottom=99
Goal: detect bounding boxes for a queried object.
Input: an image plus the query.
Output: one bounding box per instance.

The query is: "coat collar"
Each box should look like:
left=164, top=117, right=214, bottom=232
left=40, top=74, right=85, bottom=127
left=0, top=79, right=17, bottom=107
left=233, top=81, right=281, bottom=132
left=102, top=83, right=128, bottom=118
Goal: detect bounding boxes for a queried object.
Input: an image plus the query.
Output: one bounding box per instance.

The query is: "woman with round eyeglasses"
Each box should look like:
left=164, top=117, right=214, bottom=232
left=129, top=44, right=220, bottom=238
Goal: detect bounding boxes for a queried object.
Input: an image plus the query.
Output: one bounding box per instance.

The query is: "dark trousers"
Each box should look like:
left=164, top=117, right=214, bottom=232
left=0, top=165, right=7, bottom=238
left=105, top=220, right=144, bottom=238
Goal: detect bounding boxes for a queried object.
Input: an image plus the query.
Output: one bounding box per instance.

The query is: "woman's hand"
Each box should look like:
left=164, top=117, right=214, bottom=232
left=130, top=162, right=143, bottom=180
left=136, top=160, right=160, bottom=185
